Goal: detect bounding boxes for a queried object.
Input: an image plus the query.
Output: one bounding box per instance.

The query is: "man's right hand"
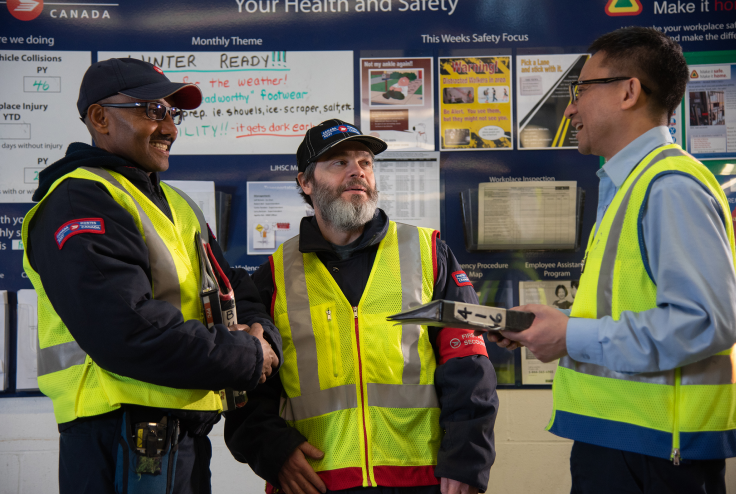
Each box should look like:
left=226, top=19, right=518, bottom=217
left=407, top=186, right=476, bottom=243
left=278, top=441, right=326, bottom=494
left=231, top=323, right=279, bottom=383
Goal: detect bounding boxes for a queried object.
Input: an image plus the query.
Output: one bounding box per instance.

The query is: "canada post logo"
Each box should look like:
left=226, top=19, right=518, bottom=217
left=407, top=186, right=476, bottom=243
left=322, top=124, right=359, bottom=139
left=605, top=0, right=643, bottom=16
left=8, top=0, right=43, bottom=21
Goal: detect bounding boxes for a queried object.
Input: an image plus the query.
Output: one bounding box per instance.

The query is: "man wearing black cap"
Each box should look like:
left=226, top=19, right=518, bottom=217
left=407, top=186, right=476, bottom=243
left=21, top=58, right=281, bottom=494
left=225, top=120, right=498, bottom=494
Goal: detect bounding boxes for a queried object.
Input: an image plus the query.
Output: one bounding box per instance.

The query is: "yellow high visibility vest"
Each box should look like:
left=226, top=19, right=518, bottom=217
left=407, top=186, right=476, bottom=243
left=22, top=167, right=222, bottom=424
left=271, top=221, right=441, bottom=489
left=548, top=144, right=736, bottom=461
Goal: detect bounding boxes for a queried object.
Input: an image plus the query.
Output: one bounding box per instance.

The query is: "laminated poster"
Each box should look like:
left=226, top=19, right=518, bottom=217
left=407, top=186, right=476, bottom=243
left=518, top=280, right=578, bottom=384
left=359, top=58, right=434, bottom=151
left=517, top=54, right=588, bottom=150
left=246, top=181, right=305, bottom=256
left=685, top=63, right=735, bottom=159
left=438, top=56, right=512, bottom=151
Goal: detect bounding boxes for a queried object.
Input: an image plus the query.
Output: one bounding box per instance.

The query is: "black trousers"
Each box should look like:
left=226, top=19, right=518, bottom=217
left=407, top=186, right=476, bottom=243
left=58, top=411, right=212, bottom=494
left=570, top=441, right=726, bottom=494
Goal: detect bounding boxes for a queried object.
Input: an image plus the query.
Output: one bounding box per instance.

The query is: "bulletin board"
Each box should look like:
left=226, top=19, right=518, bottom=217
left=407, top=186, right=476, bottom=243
left=1, top=0, right=734, bottom=394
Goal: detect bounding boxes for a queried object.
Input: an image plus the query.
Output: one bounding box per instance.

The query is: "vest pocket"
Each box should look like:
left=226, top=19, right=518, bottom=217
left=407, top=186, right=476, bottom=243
left=309, top=303, right=343, bottom=384
left=329, top=309, right=339, bottom=378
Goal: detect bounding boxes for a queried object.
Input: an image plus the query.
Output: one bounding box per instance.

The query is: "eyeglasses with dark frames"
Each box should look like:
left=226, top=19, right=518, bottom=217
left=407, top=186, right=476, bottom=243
left=98, top=102, right=184, bottom=125
left=569, top=77, right=652, bottom=103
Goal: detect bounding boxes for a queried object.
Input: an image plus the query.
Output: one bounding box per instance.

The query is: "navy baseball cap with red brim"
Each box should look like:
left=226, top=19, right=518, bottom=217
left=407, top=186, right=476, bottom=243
left=77, top=58, right=202, bottom=119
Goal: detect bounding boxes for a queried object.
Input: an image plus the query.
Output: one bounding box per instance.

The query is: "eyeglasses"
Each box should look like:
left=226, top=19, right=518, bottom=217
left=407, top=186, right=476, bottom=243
left=569, top=77, right=652, bottom=102
left=98, top=102, right=184, bottom=125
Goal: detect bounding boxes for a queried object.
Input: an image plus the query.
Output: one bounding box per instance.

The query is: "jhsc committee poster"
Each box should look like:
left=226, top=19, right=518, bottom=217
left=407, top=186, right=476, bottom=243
left=438, top=56, right=512, bottom=151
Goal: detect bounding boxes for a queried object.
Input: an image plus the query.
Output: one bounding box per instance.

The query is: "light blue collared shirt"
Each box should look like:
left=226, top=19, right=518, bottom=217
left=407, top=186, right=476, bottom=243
left=565, top=126, right=736, bottom=373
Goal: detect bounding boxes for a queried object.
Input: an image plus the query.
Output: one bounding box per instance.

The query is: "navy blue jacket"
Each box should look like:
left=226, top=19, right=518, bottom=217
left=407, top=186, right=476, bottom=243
left=26, top=142, right=281, bottom=432
left=225, top=211, right=498, bottom=492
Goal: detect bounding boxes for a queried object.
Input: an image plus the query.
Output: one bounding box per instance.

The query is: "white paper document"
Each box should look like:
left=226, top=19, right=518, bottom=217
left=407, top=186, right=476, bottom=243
left=374, top=152, right=441, bottom=231
left=478, top=181, right=576, bottom=249
left=163, top=180, right=217, bottom=232
left=246, top=181, right=305, bottom=256
left=0, top=291, right=8, bottom=391
left=16, top=289, right=39, bottom=391
left=518, top=280, right=577, bottom=384
left=0, top=50, right=92, bottom=203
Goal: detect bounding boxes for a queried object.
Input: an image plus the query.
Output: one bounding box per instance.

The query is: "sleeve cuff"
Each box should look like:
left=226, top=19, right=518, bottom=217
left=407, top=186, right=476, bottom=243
left=566, top=317, right=603, bottom=365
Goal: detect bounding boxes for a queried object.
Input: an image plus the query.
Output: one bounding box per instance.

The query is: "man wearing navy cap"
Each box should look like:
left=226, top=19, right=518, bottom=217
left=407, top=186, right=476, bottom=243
left=225, top=120, right=499, bottom=494
left=21, top=58, right=281, bottom=494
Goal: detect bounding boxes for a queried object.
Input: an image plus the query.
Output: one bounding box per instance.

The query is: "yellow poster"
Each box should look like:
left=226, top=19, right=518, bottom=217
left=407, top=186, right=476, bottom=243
left=438, top=56, right=513, bottom=151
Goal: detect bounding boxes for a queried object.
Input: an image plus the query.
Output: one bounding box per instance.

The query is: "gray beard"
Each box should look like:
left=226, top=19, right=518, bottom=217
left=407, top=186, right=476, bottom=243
left=311, top=178, right=379, bottom=232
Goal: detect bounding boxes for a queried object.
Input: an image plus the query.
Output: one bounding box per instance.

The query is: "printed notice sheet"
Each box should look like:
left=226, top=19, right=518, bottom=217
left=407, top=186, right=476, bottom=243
left=99, top=51, right=353, bottom=155
left=0, top=50, right=91, bottom=203
left=374, top=152, right=440, bottom=231
left=478, top=181, right=576, bottom=249
left=685, top=64, right=735, bottom=159
left=518, top=280, right=577, bottom=384
left=246, top=182, right=305, bottom=255
left=359, top=57, right=434, bottom=151
left=16, top=289, right=39, bottom=391
left=438, top=56, right=512, bottom=151
left=517, top=54, right=588, bottom=150
left=0, top=291, right=7, bottom=391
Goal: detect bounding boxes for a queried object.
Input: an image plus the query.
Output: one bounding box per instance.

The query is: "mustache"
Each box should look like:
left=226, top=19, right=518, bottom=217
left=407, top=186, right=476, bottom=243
left=150, top=134, right=175, bottom=142
left=337, top=178, right=376, bottom=196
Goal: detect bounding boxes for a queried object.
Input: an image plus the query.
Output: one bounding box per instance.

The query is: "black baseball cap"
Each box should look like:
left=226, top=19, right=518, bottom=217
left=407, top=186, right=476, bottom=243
left=77, top=58, right=202, bottom=119
left=296, top=119, right=388, bottom=172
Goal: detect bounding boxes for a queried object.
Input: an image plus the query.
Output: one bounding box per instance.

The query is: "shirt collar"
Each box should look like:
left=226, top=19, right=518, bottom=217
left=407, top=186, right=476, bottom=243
left=598, top=126, right=673, bottom=187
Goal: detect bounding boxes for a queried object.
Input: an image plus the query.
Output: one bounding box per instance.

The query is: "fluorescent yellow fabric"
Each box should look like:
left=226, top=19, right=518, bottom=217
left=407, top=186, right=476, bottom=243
left=22, top=168, right=221, bottom=424
left=549, top=144, right=736, bottom=459
left=272, top=222, right=440, bottom=486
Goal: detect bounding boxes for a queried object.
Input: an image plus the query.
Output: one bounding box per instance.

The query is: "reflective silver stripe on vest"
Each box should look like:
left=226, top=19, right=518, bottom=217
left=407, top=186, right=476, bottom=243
left=81, top=167, right=182, bottom=310
left=397, top=223, right=423, bottom=385
left=596, top=147, right=685, bottom=318
left=367, top=383, right=439, bottom=408
left=559, top=358, right=675, bottom=385
left=37, top=339, right=87, bottom=377
left=282, top=236, right=321, bottom=397
left=163, top=185, right=216, bottom=292
left=282, top=384, right=358, bottom=421
left=561, top=148, right=687, bottom=383
left=681, top=354, right=736, bottom=385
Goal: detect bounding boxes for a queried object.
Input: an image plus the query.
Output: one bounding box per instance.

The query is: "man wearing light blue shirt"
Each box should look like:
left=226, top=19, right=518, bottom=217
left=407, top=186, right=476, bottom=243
left=493, top=27, right=736, bottom=494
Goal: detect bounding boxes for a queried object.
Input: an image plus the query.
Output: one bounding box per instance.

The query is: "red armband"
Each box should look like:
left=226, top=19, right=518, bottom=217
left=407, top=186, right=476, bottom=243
left=438, top=327, right=488, bottom=365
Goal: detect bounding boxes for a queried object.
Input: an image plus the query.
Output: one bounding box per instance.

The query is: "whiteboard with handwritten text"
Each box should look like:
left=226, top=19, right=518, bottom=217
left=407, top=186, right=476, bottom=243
left=99, top=51, right=353, bottom=155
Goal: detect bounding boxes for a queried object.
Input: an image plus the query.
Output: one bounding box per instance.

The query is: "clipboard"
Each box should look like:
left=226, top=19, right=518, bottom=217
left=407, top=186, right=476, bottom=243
left=386, top=299, right=534, bottom=332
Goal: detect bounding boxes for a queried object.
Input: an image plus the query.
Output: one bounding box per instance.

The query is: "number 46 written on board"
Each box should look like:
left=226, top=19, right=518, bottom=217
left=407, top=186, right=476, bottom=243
left=33, top=80, right=50, bottom=91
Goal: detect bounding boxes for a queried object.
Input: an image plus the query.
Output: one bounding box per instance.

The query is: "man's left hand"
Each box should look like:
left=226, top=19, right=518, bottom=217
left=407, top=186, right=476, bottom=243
left=498, top=304, right=569, bottom=363
left=440, top=478, right=479, bottom=494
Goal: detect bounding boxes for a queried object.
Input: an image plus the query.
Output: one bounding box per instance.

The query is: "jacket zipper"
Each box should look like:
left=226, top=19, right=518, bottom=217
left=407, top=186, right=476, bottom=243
left=354, top=306, right=372, bottom=486
left=671, top=367, right=681, bottom=466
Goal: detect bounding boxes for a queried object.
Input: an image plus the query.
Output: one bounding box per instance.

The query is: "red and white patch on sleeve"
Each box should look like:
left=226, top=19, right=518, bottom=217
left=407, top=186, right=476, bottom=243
left=438, top=327, right=488, bottom=365
left=451, top=270, right=473, bottom=287
left=55, top=218, right=105, bottom=249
